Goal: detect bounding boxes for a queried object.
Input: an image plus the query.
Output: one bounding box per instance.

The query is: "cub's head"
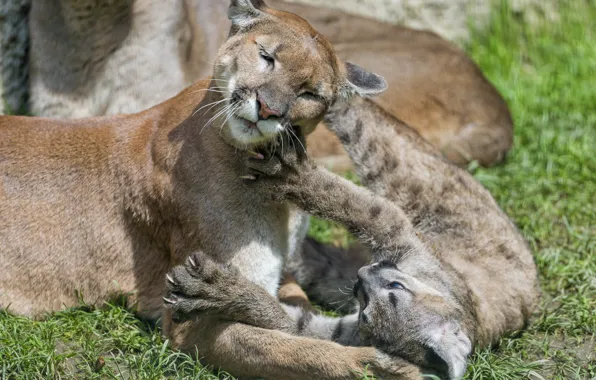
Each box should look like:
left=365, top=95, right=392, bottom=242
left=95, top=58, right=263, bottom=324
left=214, top=0, right=386, bottom=147
left=354, top=260, right=473, bottom=379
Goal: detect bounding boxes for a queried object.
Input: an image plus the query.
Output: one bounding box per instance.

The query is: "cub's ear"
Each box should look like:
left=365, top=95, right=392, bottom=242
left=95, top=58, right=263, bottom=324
left=342, top=62, right=387, bottom=97
left=426, top=320, right=472, bottom=379
left=228, top=0, right=267, bottom=28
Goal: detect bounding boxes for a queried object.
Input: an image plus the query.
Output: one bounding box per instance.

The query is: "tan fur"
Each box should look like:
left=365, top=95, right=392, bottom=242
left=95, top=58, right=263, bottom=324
left=254, top=97, right=538, bottom=369
left=1, top=2, right=420, bottom=378
left=163, top=94, right=539, bottom=377
left=305, top=97, right=539, bottom=348
left=28, top=0, right=512, bottom=167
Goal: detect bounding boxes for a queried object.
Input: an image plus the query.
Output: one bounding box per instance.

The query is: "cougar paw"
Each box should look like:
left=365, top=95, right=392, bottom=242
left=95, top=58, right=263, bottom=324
left=245, top=154, right=284, bottom=178
left=368, top=352, right=424, bottom=380
left=242, top=127, right=307, bottom=179
left=164, top=252, right=236, bottom=322
left=241, top=154, right=289, bottom=202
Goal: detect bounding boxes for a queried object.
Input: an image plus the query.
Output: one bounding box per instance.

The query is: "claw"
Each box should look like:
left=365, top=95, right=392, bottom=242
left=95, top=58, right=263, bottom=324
left=166, top=274, right=176, bottom=285
left=247, top=151, right=265, bottom=160
left=188, top=256, right=197, bottom=268
left=163, top=297, right=177, bottom=305
left=240, top=175, right=257, bottom=180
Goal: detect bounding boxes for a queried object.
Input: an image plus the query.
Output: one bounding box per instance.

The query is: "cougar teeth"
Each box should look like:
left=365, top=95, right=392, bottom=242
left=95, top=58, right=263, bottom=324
left=188, top=256, right=197, bottom=268
left=163, top=297, right=177, bottom=305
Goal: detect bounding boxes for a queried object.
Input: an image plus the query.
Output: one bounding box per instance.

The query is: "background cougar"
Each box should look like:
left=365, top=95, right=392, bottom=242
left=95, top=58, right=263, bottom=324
left=0, top=1, right=426, bottom=378
left=164, top=96, right=540, bottom=378
left=9, top=0, right=513, bottom=167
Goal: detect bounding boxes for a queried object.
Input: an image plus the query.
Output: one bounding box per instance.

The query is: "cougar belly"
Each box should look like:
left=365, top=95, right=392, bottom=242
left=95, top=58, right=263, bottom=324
left=227, top=203, right=308, bottom=296
left=230, top=239, right=286, bottom=296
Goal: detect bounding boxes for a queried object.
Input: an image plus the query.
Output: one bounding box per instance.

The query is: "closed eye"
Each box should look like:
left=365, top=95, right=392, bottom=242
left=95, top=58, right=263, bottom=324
left=387, top=281, right=405, bottom=290
left=299, top=91, right=323, bottom=101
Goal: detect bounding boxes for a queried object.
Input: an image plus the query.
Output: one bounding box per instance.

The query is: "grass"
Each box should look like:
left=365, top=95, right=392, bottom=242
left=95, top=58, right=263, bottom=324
left=1, top=1, right=594, bottom=378
left=459, top=1, right=596, bottom=378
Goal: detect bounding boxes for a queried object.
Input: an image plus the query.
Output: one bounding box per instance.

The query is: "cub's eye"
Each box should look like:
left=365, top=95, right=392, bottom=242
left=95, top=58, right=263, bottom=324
left=387, top=281, right=405, bottom=290
left=259, top=51, right=275, bottom=67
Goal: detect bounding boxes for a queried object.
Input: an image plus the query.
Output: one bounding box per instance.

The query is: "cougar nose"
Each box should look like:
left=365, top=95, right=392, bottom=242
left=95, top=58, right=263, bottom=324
left=257, top=96, right=281, bottom=120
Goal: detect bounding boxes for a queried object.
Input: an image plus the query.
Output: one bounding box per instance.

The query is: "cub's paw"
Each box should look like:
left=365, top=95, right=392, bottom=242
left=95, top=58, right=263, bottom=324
left=163, top=252, right=240, bottom=323
left=242, top=127, right=315, bottom=200
left=368, top=352, right=424, bottom=380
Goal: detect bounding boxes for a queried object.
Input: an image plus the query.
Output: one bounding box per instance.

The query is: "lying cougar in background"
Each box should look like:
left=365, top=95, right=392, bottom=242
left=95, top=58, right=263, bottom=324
left=1, top=1, right=425, bottom=379
left=27, top=0, right=512, bottom=167
left=164, top=96, right=539, bottom=378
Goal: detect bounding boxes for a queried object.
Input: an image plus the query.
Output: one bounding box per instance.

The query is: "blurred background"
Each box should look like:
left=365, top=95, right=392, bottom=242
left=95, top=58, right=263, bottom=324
left=0, top=0, right=560, bottom=116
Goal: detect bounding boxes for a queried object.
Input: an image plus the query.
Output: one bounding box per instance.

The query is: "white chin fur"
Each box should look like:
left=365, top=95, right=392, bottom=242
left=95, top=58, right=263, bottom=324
left=227, top=117, right=284, bottom=146
left=256, top=119, right=283, bottom=139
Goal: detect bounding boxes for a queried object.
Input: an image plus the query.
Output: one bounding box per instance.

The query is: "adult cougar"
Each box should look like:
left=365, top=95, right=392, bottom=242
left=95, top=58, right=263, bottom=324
left=164, top=97, right=539, bottom=378
left=1, top=1, right=426, bottom=379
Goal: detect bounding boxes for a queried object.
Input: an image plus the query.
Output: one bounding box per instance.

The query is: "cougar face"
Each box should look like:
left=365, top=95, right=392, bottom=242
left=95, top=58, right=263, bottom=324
left=213, top=0, right=386, bottom=148
left=354, top=260, right=472, bottom=378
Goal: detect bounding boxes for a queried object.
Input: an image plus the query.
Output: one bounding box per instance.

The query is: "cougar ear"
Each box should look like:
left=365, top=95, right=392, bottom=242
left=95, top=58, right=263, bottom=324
left=342, top=62, right=388, bottom=98
left=228, top=0, right=267, bottom=28
left=426, top=320, right=472, bottom=379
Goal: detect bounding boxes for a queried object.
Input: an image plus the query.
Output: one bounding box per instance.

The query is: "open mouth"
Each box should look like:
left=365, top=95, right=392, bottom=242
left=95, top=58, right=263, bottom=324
left=353, top=280, right=362, bottom=299
left=353, top=279, right=369, bottom=309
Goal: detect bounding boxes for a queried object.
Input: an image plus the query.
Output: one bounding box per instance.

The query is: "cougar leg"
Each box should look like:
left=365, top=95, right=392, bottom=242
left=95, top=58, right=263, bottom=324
left=163, top=310, right=382, bottom=380
left=277, top=271, right=318, bottom=313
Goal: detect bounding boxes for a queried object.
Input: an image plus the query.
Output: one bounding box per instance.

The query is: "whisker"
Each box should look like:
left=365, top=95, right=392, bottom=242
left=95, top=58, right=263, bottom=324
left=286, top=128, right=297, bottom=154
left=191, top=97, right=230, bottom=118
left=290, top=129, right=296, bottom=148
left=203, top=102, right=237, bottom=130
left=280, top=128, right=285, bottom=157
left=199, top=103, right=233, bottom=135
left=205, top=99, right=231, bottom=113
left=204, top=108, right=228, bottom=136
left=271, top=135, right=277, bottom=159
left=287, top=125, right=307, bottom=156
left=210, top=104, right=236, bottom=126
left=189, top=88, right=227, bottom=95
left=332, top=300, right=351, bottom=313
left=218, top=104, right=241, bottom=131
